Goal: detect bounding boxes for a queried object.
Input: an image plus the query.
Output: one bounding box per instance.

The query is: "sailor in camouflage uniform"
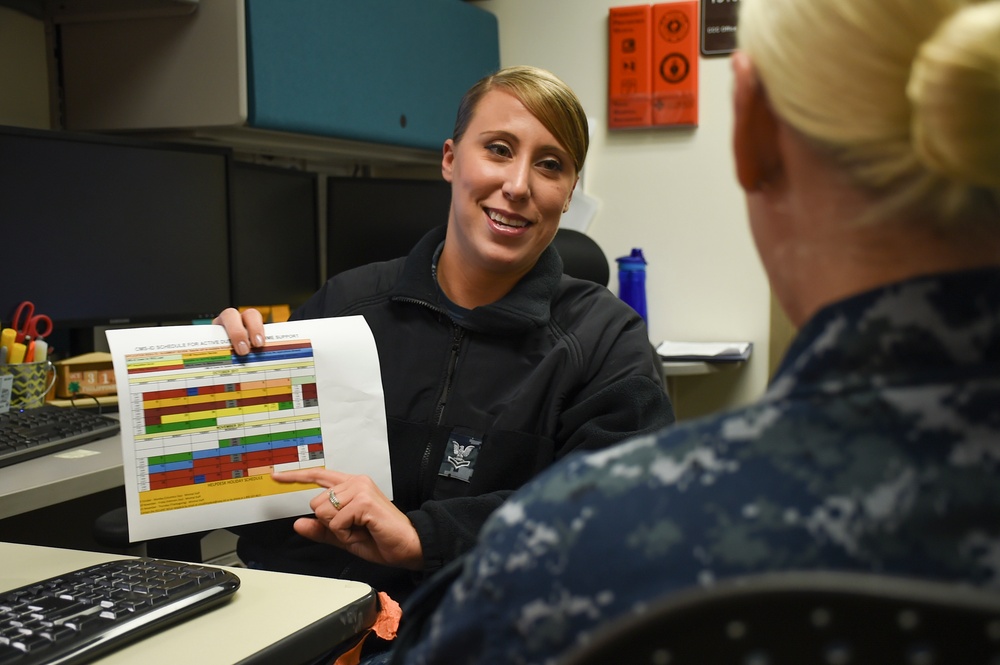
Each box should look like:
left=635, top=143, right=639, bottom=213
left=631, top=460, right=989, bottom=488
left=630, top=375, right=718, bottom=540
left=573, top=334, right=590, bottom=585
left=383, top=269, right=1000, bottom=664
left=370, top=0, right=1000, bottom=662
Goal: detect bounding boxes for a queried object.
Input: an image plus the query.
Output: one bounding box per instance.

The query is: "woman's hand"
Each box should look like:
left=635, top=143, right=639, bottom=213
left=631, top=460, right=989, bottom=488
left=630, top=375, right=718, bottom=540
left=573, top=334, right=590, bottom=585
left=273, top=468, right=425, bottom=571
left=213, top=307, right=266, bottom=356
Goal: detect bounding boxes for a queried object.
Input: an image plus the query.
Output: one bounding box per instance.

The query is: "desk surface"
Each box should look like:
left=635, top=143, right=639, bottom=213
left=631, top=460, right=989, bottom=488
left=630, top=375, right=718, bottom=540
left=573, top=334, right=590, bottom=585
left=0, top=431, right=124, bottom=520
left=0, top=541, right=378, bottom=664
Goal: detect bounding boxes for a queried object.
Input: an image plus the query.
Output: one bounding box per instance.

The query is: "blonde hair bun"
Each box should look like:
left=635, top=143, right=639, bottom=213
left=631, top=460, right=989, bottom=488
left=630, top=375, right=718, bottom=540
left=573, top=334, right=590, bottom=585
left=908, top=1, right=1000, bottom=190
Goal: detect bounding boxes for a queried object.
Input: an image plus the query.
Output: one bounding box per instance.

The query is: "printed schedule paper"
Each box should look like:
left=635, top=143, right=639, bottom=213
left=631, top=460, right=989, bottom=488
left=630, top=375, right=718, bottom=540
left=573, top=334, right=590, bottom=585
left=106, top=317, right=390, bottom=542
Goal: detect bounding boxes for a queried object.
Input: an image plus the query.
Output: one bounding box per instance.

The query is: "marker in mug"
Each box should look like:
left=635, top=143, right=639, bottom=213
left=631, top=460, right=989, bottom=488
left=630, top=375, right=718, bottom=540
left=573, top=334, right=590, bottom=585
left=9, top=342, right=26, bottom=364
left=0, top=328, right=14, bottom=360
left=33, top=339, right=48, bottom=363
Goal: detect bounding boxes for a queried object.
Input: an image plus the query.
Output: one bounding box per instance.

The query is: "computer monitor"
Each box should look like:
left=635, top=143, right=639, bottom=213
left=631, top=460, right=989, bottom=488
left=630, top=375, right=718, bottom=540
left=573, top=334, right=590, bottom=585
left=0, top=125, right=232, bottom=331
left=326, top=176, right=452, bottom=277
left=229, top=162, right=320, bottom=309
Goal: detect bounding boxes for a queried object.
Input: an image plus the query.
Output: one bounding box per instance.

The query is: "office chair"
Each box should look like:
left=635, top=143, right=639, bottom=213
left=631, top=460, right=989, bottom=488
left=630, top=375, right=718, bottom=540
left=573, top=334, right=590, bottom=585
left=551, top=228, right=610, bottom=287
left=93, top=506, right=207, bottom=561
left=558, top=571, right=1000, bottom=665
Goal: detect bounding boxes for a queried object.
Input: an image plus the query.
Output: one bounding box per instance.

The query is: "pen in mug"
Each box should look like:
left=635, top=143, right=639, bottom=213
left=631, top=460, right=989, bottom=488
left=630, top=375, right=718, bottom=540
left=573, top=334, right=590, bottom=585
left=33, top=339, right=48, bottom=363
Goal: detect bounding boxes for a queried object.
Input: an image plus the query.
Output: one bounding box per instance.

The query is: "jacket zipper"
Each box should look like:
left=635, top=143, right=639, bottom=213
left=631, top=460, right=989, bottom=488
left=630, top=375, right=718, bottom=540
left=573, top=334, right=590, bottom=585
left=420, top=322, right=464, bottom=485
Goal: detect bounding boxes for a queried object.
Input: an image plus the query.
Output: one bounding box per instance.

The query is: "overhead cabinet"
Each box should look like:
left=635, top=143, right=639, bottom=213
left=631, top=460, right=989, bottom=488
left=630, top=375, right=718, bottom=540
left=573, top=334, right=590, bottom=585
left=59, top=0, right=500, bottom=158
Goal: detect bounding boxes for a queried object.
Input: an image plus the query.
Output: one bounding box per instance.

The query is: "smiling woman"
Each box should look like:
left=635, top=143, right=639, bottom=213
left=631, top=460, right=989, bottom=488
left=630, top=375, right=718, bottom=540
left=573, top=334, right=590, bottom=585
left=438, top=87, right=580, bottom=306
left=434, top=66, right=591, bottom=307
left=213, top=66, right=675, bottom=636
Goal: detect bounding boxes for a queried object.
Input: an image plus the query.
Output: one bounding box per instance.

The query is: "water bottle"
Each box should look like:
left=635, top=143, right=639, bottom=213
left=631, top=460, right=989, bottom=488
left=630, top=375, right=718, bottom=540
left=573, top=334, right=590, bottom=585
left=616, top=248, right=648, bottom=323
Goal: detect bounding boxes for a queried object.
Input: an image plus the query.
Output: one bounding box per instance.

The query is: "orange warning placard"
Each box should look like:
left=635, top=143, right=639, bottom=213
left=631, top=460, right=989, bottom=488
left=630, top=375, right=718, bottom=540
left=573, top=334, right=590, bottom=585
left=608, top=4, right=652, bottom=129
left=651, top=1, right=699, bottom=127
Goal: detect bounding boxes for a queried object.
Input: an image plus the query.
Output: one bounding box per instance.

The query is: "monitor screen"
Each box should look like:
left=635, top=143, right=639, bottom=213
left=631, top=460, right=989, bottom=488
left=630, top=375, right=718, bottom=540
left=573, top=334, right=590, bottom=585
left=229, top=162, right=320, bottom=309
left=0, top=125, right=232, bottom=329
left=326, top=176, right=452, bottom=277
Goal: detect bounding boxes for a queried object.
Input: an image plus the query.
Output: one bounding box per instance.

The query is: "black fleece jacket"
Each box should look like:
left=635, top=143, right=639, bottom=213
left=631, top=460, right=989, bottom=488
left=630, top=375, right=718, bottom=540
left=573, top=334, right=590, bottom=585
left=234, top=226, right=674, bottom=600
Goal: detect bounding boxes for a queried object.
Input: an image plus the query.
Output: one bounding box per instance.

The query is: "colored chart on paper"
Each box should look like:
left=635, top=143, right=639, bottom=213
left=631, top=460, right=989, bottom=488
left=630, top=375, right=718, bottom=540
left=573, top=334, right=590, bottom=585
left=122, top=341, right=324, bottom=515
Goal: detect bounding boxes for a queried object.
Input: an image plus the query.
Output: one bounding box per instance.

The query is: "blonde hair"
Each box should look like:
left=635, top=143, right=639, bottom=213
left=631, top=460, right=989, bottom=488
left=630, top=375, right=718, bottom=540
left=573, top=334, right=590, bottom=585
left=452, top=65, right=590, bottom=176
left=738, top=0, right=1000, bottom=225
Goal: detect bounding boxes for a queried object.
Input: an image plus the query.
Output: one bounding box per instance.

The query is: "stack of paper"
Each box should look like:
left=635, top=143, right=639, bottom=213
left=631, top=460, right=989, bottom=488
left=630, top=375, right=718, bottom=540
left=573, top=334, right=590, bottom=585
left=656, top=341, right=752, bottom=363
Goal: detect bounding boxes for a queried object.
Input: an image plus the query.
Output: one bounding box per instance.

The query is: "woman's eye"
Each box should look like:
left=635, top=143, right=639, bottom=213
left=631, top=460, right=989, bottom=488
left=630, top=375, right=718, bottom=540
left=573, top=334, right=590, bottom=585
left=487, top=143, right=512, bottom=158
left=538, top=159, right=563, bottom=172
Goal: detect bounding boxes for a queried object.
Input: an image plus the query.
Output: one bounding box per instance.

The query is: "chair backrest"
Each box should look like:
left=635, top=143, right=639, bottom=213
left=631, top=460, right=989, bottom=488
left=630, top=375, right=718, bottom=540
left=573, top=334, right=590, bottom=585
left=551, top=228, right=610, bottom=287
left=559, top=571, right=1000, bottom=665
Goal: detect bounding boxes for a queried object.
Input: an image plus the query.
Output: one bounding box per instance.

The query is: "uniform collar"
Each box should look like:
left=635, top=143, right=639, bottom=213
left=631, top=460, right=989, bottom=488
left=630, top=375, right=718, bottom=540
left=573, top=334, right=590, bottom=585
left=392, top=225, right=564, bottom=334
left=768, top=267, right=1000, bottom=399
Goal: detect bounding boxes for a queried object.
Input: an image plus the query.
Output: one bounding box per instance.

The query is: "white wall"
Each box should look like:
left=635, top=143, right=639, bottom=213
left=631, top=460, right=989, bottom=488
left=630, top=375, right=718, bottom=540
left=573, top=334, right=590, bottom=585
left=471, top=0, right=771, bottom=418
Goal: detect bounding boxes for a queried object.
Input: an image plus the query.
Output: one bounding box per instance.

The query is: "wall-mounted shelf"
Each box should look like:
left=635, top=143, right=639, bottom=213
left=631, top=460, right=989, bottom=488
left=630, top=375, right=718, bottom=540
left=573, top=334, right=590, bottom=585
left=135, top=126, right=441, bottom=170
left=662, top=360, right=746, bottom=377
left=658, top=341, right=753, bottom=405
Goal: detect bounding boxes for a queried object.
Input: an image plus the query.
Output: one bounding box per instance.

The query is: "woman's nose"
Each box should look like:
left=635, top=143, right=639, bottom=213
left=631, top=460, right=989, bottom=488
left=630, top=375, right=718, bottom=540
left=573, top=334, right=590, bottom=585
left=502, top=161, right=531, bottom=201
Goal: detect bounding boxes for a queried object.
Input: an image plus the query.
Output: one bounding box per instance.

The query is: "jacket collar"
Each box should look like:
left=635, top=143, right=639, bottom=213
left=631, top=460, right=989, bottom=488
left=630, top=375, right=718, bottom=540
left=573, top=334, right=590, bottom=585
left=392, top=225, right=564, bottom=334
left=767, top=267, right=1000, bottom=400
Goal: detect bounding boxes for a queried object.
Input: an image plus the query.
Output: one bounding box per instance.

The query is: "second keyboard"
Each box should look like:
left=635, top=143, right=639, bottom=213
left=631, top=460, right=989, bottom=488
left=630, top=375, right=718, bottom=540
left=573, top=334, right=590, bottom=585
left=0, top=405, right=120, bottom=470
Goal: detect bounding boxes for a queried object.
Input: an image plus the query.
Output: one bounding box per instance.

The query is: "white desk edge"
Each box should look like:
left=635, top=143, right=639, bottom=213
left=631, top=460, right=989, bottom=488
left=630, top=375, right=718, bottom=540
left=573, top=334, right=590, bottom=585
left=0, top=541, right=376, bottom=665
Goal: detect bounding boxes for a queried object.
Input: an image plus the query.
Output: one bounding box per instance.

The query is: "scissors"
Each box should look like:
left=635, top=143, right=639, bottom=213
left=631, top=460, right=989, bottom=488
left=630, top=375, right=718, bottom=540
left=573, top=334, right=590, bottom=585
left=11, top=300, right=54, bottom=343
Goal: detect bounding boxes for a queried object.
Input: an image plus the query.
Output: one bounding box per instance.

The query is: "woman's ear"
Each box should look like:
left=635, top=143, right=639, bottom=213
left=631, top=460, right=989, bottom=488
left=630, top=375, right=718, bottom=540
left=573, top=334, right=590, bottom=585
left=441, top=138, right=456, bottom=183
left=732, top=52, right=783, bottom=193
left=563, top=176, right=578, bottom=213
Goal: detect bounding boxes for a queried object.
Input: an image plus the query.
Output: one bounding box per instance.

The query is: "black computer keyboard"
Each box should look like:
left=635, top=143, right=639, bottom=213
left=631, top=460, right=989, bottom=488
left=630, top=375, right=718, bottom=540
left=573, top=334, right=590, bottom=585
left=0, top=405, right=120, bottom=470
left=0, top=557, right=241, bottom=665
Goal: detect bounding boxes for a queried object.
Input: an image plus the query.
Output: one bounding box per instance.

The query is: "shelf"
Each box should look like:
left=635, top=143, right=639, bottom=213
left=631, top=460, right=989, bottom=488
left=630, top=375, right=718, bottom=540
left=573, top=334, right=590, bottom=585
left=662, top=360, right=746, bottom=377
left=138, top=126, right=441, bottom=169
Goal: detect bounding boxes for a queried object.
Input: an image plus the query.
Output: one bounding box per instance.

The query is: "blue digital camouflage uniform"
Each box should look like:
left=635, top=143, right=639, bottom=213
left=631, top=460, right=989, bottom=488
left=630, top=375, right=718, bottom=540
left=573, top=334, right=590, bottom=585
left=383, top=267, right=1000, bottom=665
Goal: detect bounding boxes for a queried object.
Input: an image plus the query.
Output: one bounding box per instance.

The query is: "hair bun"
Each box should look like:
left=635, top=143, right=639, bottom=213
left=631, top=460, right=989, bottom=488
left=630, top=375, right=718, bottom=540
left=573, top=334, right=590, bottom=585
left=908, top=1, right=1000, bottom=190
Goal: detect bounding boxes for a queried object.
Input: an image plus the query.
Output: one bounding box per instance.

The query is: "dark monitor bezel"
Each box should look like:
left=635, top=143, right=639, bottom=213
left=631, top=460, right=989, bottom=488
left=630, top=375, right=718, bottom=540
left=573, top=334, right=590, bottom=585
left=0, top=124, right=234, bottom=329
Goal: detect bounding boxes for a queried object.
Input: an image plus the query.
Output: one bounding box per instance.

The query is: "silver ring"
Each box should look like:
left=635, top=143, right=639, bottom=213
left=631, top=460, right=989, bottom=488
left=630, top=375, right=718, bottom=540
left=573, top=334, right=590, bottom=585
left=328, top=489, right=341, bottom=510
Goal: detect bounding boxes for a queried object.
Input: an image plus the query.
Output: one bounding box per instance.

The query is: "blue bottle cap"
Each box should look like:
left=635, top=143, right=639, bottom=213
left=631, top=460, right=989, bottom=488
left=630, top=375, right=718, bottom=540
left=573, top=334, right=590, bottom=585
left=616, top=248, right=647, bottom=270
